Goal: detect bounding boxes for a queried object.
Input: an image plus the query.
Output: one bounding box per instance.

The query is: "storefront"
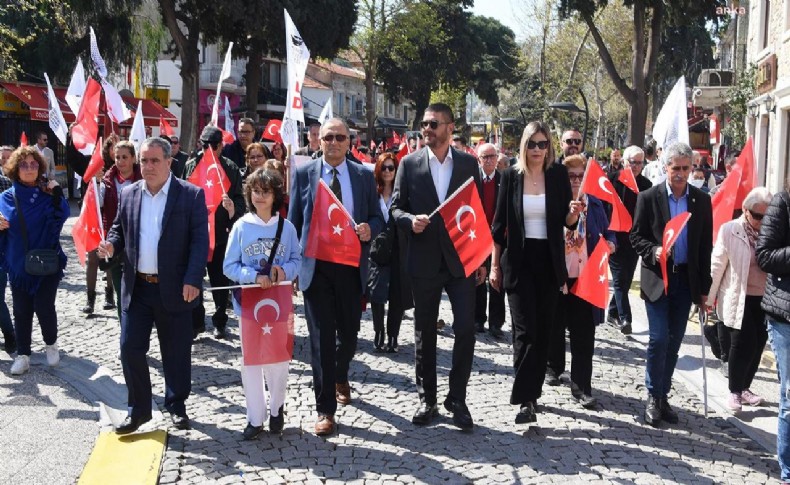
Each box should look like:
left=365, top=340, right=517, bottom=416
left=198, top=89, right=240, bottom=141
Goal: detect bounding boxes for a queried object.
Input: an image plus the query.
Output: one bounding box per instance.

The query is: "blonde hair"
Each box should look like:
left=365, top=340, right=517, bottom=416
left=516, top=121, right=555, bottom=173
left=562, top=154, right=586, bottom=170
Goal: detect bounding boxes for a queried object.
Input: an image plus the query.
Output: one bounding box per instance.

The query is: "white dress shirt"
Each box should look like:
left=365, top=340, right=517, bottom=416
left=379, top=194, right=392, bottom=223
left=428, top=147, right=453, bottom=203
left=321, top=159, right=355, bottom=220
left=138, top=175, right=173, bottom=274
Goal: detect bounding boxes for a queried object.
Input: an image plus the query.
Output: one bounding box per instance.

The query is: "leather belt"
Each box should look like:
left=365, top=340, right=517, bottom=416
left=671, top=264, right=688, bottom=273
left=136, top=272, right=159, bottom=284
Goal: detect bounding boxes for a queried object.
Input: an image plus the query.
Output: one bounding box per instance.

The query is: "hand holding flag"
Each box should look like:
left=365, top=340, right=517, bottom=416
left=580, top=160, right=632, bottom=232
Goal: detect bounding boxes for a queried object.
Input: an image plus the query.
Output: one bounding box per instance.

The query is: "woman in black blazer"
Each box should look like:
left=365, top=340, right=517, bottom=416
left=490, top=121, right=583, bottom=424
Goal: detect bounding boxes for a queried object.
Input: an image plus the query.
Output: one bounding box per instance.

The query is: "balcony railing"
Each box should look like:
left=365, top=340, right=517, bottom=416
left=199, top=63, right=245, bottom=86
left=257, top=86, right=288, bottom=106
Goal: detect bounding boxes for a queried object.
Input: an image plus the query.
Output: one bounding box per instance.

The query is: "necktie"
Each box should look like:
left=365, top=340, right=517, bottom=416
left=330, top=168, right=342, bottom=203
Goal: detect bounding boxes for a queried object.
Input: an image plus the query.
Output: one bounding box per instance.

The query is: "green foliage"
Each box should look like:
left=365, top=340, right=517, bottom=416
left=721, top=64, right=756, bottom=149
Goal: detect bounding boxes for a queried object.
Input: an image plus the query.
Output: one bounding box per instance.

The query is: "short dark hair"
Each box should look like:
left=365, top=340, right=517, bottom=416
left=424, top=103, right=454, bottom=123
left=244, top=168, right=285, bottom=214
left=36, top=131, right=48, bottom=141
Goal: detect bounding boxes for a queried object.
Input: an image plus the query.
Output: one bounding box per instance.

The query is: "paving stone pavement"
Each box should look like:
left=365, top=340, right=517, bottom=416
left=1, top=204, right=784, bottom=484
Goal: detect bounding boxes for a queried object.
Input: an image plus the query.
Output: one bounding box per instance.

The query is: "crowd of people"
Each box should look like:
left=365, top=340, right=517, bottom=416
left=1, top=102, right=790, bottom=479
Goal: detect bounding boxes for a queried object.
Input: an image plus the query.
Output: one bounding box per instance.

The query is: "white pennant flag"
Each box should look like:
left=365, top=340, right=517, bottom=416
left=280, top=117, right=299, bottom=151
left=66, top=58, right=86, bottom=115
left=211, top=42, right=234, bottom=126
left=223, top=96, right=235, bottom=140
left=129, top=100, right=146, bottom=153
left=89, top=27, right=108, bottom=79
left=318, top=98, right=333, bottom=125
left=283, top=9, right=311, bottom=123
left=44, top=73, right=68, bottom=146
left=652, top=76, right=689, bottom=150
left=101, top=79, right=132, bottom=124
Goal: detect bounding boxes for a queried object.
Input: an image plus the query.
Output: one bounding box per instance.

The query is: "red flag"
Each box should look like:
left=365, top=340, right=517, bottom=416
left=71, top=180, right=103, bottom=266
left=19, top=132, right=28, bottom=147
left=391, top=130, right=401, bottom=145
left=72, top=78, right=102, bottom=155
left=262, top=120, right=283, bottom=143
left=220, top=128, right=235, bottom=145
left=305, top=180, right=361, bottom=267
left=733, top=138, right=755, bottom=209
left=240, top=284, right=294, bottom=365
left=369, top=140, right=376, bottom=151
left=618, top=167, right=640, bottom=194
left=396, top=143, right=409, bottom=162
left=659, top=211, right=692, bottom=294
left=570, top=236, right=611, bottom=309
left=711, top=164, right=742, bottom=243
left=159, top=115, right=175, bottom=137
left=437, top=177, right=494, bottom=277
left=82, top=136, right=104, bottom=182
left=351, top=146, right=370, bottom=164
left=580, top=160, right=632, bottom=232
left=187, top=148, right=230, bottom=261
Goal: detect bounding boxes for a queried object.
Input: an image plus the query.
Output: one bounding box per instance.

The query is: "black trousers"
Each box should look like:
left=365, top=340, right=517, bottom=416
left=411, top=265, right=476, bottom=405
left=11, top=274, right=60, bottom=356
left=303, top=261, right=362, bottom=416
left=191, top=243, right=230, bottom=332
left=607, top=243, right=639, bottom=323
left=371, top=301, right=404, bottom=339
left=475, top=255, right=506, bottom=329
left=120, top=280, right=193, bottom=418
left=547, top=278, right=596, bottom=395
left=508, top=239, right=558, bottom=405
left=728, top=295, right=768, bottom=393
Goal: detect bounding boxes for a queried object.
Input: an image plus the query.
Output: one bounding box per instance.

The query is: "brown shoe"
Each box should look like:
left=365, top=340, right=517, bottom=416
left=437, top=319, right=446, bottom=330
left=315, top=414, right=335, bottom=436
left=336, top=382, right=351, bottom=405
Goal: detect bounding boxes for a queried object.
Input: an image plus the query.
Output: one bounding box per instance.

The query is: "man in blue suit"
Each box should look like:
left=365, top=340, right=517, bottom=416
left=288, top=118, right=384, bottom=436
left=98, top=137, right=209, bottom=434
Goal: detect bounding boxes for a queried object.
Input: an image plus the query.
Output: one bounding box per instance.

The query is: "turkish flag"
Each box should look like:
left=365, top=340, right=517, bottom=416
left=220, top=128, right=235, bottom=145
left=618, top=167, right=640, bottom=194
left=240, top=284, right=294, bottom=365
left=733, top=137, right=755, bottom=209
left=305, top=180, right=361, bottom=267
left=711, top=164, right=742, bottom=243
left=82, top=136, right=104, bottom=182
left=159, top=115, right=175, bottom=137
left=187, top=148, right=230, bottom=261
left=391, top=130, right=401, bottom=145
left=72, top=78, right=102, bottom=155
left=369, top=140, right=376, bottom=151
left=570, top=236, right=611, bottom=309
left=19, top=132, right=28, bottom=147
left=659, top=211, right=692, bottom=294
left=580, top=160, right=632, bottom=232
left=351, top=146, right=370, bottom=164
left=437, top=177, right=494, bottom=277
left=395, top=143, right=409, bottom=162
left=261, top=120, right=283, bottom=143
left=71, top=180, right=103, bottom=266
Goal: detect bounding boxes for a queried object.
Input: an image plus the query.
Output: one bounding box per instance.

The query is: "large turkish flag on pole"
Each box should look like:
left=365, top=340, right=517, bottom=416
left=436, top=177, right=494, bottom=277
left=72, top=77, right=102, bottom=155
left=580, top=160, right=632, bottom=232
left=71, top=179, right=103, bottom=266
left=660, top=211, right=692, bottom=294
left=711, top=164, right=742, bottom=244
left=733, top=137, right=755, bottom=209
left=570, top=236, right=612, bottom=309
left=305, top=180, right=361, bottom=267
left=187, top=148, right=230, bottom=261
left=240, top=284, right=295, bottom=366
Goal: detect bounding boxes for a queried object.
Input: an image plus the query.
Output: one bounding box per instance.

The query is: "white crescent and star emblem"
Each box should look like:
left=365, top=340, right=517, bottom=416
left=267, top=124, right=279, bottom=136
left=455, top=205, right=477, bottom=238
left=664, top=229, right=675, bottom=246
left=254, top=298, right=281, bottom=323
left=597, top=176, right=613, bottom=195
left=327, top=202, right=340, bottom=219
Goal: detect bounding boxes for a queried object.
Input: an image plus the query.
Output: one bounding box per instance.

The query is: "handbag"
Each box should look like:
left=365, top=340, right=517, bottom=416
left=13, top=192, right=60, bottom=276
left=370, top=220, right=394, bottom=266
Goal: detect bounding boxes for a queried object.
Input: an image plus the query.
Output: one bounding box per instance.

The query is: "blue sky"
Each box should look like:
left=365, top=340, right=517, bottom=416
left=469, top=0, right=527, bottom=41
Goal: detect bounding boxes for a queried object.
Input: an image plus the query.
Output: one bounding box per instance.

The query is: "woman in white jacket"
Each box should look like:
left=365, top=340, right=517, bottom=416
left=708, top=187, right=773, bottom=412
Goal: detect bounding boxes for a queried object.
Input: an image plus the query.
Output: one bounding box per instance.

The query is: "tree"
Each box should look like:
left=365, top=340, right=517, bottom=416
left=558, top=0, right=723, bottom=145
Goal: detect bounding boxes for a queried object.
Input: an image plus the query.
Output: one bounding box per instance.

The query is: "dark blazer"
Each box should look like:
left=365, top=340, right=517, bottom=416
left=480, top=168, right=501, bottom=228
left=491, top=163, right=574, bottom=291
left=756, top=190, right=790, bottom=323
left=608, top=170, right=652, bottom=248
left=629, top=183, right=713, bottom=304
left=288, top=157, right=384, bottom=291
left=107, top=177, right=209, bottom=313
left=391, top=147, right=483, bottom=279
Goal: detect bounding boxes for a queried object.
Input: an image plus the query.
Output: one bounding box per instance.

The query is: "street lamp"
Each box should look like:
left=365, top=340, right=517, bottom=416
left=548, top=88, right=590, bottom=152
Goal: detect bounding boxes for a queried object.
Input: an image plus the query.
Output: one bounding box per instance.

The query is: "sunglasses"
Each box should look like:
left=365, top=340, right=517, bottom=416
left=322, top=134, right=348, bottom=143
left=419, top=120, right=450, bottom=130
left=568, top=174, right=584, bottom=181
left=19, top=161, right=39, bottom=171
left=526, top=140, right=549, bottom=150
left=749, top=210, right=765, bottom=221
left=564, top=138, right=582, bottom=145
left=381, top=165, right=396, bottom=172
left=628, top=160, right=644, bottom=166
left=171, top=139, right=180, bottom=144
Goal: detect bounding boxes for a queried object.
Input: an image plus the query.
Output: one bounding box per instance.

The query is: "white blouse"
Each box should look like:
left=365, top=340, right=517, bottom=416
left=379, top=194, right=392, bottom=223
left=523, top=194, right=547, bottom=239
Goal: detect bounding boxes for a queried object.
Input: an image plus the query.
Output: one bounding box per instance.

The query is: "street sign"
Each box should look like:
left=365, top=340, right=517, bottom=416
left=144, top=86, right=170, bottom=108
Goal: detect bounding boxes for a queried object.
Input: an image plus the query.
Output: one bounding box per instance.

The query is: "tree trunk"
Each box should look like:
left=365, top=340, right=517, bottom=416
left=179, top=42, right=200, bottom=154
left=245, top=45, right=263, bottom=121
left=365, top=68, right=376, bottom=143
left=412, top=92, right=430, bottom=130
left=628, top=95, right=648, bottom=149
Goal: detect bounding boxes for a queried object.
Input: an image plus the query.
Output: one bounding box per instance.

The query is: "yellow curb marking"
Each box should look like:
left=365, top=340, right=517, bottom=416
left=78, top=430, right=167, bottom=485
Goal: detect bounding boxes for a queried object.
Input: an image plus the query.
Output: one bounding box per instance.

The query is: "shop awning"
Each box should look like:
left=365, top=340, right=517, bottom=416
left=376, top=117, right=408, bottom=129
left=0, top=80, right=177, bottom=127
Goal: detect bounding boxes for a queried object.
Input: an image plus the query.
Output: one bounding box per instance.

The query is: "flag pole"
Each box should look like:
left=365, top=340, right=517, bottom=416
left=91, top=177, right=109, bottom=262
left=577, top=157, right=593, bottom=201
left=698, top=306, right=709, bottom=418
left=206, top=281, right=293, bottom=291
left=427, top=177, right=474, bottom=219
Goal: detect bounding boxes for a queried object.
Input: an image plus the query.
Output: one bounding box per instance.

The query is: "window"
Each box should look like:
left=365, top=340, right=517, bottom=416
left=761, top=0, right=771, bottom=50
left=403, top=105, right=408, bottom=122
left=336, top=93, right=344, bottom=116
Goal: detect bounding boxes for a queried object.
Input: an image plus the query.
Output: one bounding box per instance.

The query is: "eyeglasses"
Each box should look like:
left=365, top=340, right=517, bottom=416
left=568, top=174, right=584, bottom=181
left=526, top=140, right=549, bottom=150
left=749, top=210, right=765, bottom=221
left=19, top=161, right=38, bottom=170
left=170, top=139, right=180, bottom=144
left=420, top=120, right=450, bottom=130
left=479, top=154, right=497, bottom=160
left=381, top=165, right=396, bottom=172
left=322, top=134, right=348, bottom=143
left=628, top=160, right=643, bottom=166
left=563, top=138, right=582, bottom=146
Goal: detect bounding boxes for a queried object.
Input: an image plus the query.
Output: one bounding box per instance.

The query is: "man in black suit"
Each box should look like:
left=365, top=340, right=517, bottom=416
left=630, top=141, right=712, bottom=427
left=221, top=117, right=257, bottom=170
left=98, top=137, right=209, bottom=434
left=607, top=146, right=653, bottom=335
left=391, top=103, right=485, bottom=431
left=474, top=143, right=505, bottom=338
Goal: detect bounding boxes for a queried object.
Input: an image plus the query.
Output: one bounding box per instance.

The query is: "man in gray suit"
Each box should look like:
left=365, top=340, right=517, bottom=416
left=288, top=118, right=384, bottom=436
left=391, top=103, right=485, bottom=431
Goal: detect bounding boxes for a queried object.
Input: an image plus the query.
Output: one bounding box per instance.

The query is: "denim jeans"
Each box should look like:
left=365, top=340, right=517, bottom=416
left=767, top=317, right=790, bottom=481
left=608, top=244, right=639, bottom=323
left=643, top=272, right=692, bottom=399
left=0, top=270, right=13, bottom=338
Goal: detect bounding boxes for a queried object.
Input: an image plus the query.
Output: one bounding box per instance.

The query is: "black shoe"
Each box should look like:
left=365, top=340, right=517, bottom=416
left=115, top=414, right=152, bottom=435
left=660, top=398, right=679, bottom=424
left=489, top=326, right=504, bottom=339
left=515, top=402, right=537, bottom=424
left=213, top=326, right=226, bottom=339
left=242, top=423, right=263, bottom=440
left=386, top=336, right=398, bottom=353
left=412, top=402, right=438, bottom=425
left=475, top=322, right=486, bottom=333
left=545, top=369, right=561, bottom=386
left=606, top=314, right=620, bottom=327
left=619, top=320, right=632, bottom=335
left=571, top=385, right=598, bottom=410
left=443, top=398, right=473, bottom=431
left=2, top=330, right=16, bottom=357
left=193, top=325, right=206, bottom=340
left=644, top=396, right=662, bottom=427
left=269, top=406, right=284, bottom=433
left=171, top=412, right=191, bottom=430
left=373, top=331, right=385, bottom=352
left=81, top=290, right=96, bottom=315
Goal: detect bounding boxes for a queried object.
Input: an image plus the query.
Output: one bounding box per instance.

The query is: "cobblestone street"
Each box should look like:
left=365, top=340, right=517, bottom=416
left=0, top=206, right=782, bottom=484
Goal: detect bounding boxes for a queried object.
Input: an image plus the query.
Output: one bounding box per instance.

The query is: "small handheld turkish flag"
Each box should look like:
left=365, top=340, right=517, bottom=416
left=71, top=180, right=103, bottom=266
left=396, top=143, right=409, bottom=162
left=711, top=164, right=742, bottom=243
left=618, top=166, right=640, bottom=194
left=437, top=177, right=494, bottom=277
left=262, top=120, right=283, bottom=143
left=187, top=148, right=230, bottom=261
left=660, top=211, right=692, bottom=294
left=305, top=180, right=362, bottom=267
left=82, top=136, right=104, bottom=182
left=72, top=77, right=102, bottom=155
left=240, top=285, right=294, bottom=365
left=580, top=160, right=632, bottom=232
left=19, top=132, right=28, bottom=147
left=159, top=115, right=175, bottom=137
left=571, top=236, right=611, bottom=309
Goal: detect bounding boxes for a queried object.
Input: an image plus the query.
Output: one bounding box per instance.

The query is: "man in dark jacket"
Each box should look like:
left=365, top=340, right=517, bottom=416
left=221, top=118, right=257, bottom=170
left=183, top=126, right=245, bottom=339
